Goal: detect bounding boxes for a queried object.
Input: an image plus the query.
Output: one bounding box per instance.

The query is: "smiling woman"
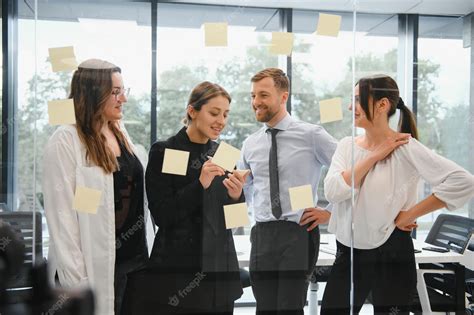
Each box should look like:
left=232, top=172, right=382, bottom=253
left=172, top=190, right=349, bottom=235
left=184, top=81, right=231, bottom=143
left=123, top=81, right=247, bottom=314
left=42, top=59, right=149, bottom=315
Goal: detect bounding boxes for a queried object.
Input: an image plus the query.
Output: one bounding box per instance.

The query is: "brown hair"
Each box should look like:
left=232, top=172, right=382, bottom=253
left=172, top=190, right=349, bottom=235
left=251, top=68, right=289, bottom=92
left=358, top=74, right=418, bottom=139
left=69, top=58, right=132, bottom=173
left=184, top=81, right=231, bottom=125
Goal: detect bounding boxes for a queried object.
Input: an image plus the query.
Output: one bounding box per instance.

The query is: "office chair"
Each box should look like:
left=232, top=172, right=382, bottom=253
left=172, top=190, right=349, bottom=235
left=0, top=211, right=43, bottom=304
left=412, top=214, right=474, bottom=314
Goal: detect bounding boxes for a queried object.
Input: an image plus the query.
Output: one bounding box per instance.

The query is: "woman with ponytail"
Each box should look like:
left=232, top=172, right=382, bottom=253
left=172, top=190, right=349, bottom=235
left=321, top=74, right=474, bottom=314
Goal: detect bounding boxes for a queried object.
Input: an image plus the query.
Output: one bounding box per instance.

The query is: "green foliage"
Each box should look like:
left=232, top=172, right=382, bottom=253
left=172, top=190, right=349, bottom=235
left=21, top=42, right=465, bottom=203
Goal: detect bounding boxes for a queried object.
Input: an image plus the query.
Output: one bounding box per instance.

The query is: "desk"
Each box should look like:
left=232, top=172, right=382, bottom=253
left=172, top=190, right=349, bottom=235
left=234, top=234, right=469, bottom=315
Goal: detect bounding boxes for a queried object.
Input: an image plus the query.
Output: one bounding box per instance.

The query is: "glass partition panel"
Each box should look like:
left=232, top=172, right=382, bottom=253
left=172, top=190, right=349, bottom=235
left=416, top=15, right=473, bottom=237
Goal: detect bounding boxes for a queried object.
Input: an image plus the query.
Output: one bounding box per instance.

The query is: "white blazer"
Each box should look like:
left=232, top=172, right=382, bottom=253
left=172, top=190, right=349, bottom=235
left=42, top=123, right=153, bottom=315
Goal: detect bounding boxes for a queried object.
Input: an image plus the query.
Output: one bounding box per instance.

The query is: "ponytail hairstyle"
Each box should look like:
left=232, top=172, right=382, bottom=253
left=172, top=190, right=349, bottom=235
left=357, top=74, right=418, bottom=139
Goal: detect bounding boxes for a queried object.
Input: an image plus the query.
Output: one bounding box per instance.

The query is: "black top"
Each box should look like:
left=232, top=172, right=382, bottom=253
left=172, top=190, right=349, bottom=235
left=113, top=141, right=148, bottom=261
left=139, top=127, right=244, bottom=309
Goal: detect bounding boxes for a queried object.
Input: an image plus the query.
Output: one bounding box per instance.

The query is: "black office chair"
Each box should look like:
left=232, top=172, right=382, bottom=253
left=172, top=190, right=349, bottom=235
left=412, top=214, right=474, bottom=314
left=0, top=211, right=43, bottom=304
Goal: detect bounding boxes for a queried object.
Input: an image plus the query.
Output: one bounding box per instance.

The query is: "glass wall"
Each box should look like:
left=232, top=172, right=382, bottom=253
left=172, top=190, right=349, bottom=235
left=292, top=11, right=398, bottom=213
left=417, top=15, right=471, bottom=235
left=18, top=0, right=152, bottom=256
left=1, top=0, right=472, bottom=314
left=156, top=3, right=280, bottom=148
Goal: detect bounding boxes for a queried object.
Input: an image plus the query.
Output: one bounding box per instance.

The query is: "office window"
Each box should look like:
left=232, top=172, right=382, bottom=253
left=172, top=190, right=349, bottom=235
left=417, top=15, right=472, bottom=232
left=18, top=0, right=152, bottom=256
left=156, top=3, right=280, bottom=148
left=292, top=10, right=398, bottom=206
left=292, top=11, right=398, bottom=139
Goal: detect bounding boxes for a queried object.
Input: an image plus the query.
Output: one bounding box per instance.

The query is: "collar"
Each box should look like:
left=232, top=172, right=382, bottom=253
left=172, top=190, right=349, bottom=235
left=176, top=126, right=211, bottom=148
left=265, top=113, right=293, bottom=131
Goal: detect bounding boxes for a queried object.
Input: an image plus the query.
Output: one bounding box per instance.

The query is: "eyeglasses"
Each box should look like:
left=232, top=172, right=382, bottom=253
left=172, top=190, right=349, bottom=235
left=111, top=87, right=130, bottom=100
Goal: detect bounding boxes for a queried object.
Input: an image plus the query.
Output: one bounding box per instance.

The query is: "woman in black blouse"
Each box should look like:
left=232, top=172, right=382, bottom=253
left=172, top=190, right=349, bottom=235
left=125, top=81, right=246, bottom=315
left=43, top=59, right=148, bottom=315
left=113, top=136, right=148, bottom=314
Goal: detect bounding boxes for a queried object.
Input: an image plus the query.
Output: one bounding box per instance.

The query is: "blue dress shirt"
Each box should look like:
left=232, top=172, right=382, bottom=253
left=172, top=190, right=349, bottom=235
left=239, top=114, right=337, bottom=223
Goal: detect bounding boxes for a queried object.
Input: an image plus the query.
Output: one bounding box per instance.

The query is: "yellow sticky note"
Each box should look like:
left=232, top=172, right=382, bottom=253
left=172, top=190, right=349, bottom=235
left=48, top=46, right=78, bottom=72
left=73, top=186, right=102, bottom=214
left=224, top=203, right=250, bottom=229
left=48, top=99, right=76, bottom=125
left=319, top=97, right=343, bottom=123
left=289, top=184, right=314, bottom=212
left=162, top=148, right=190, bottom=176
left=204, top=23, right=228, bottom=47
left=212, top=142, right=241, bottom=172
left=316, top=13, right=342, bottom=37
left=270, top=32, right=294, bottom=56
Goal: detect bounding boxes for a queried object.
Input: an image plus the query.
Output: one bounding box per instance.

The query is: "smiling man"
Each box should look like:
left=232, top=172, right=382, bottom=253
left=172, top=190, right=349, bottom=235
left=238, top=68, right=338, bottom=314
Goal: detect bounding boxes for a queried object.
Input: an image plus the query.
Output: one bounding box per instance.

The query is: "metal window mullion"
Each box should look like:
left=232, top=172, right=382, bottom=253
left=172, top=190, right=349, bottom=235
left=151, top=0, right=158, bottom=145
left=2, top=0, right=18, bottom=211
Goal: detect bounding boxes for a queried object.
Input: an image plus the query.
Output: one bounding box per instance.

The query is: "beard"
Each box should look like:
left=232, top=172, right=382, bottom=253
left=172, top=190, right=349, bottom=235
left=254, top=106, right=278, bottom=123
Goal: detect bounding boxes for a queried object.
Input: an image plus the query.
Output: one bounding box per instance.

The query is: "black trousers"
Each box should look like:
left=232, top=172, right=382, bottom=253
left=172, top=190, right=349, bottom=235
left=320, top=228, right=417, bottom=315
left=115, top=255, right=147, bottom=315
left=153, top=302, right=234, bottom=315
left=249, top=221, right=320, bottom=315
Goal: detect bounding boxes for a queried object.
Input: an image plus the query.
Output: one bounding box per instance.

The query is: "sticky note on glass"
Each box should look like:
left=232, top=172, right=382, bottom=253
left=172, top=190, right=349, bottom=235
left=48, top=99, right=76, bottom=125
left=319, top=97, right=343, bottom=123
left=204, top=23, right=228, bottom=47
left=316, top=13, right=342, bottom=37
left=48, top=46, right=78, bottom=72
left=212, top=142, right=241, bottom=171
left=162, top=149, right=190, bottom=176
left=289, top=184, right=314, bottom=211
left=270, top=32, right=294, bottom=56
left=224, top=203, right=250, bottom=229
left=73, top=186, right=102, bottom=214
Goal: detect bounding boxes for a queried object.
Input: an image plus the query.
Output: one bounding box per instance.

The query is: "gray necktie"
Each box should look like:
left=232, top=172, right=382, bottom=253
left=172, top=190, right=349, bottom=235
left=267, top=128, right=282, bottom=219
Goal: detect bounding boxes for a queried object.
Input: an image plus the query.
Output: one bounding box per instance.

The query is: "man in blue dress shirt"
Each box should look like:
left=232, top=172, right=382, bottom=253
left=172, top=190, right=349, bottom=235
left=239, top=68, right=337, bottom=314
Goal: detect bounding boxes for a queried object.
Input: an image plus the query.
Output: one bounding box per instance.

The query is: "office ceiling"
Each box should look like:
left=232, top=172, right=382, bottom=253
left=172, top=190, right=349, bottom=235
left=22, top=0, right=474, bottom=16
left=19, top=0, right=472, bottom=39
left=166, top=0, right=474, bottom=15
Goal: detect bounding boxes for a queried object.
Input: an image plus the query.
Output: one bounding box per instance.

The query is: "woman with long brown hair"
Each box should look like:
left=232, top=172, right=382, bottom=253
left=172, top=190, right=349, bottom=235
left=43, top=59, right=149, bottom=315
left=321, top=74, right=474, bottom=314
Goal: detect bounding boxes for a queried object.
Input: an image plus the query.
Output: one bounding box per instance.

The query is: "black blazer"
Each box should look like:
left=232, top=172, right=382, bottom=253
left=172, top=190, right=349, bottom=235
left=139, top=127, right=243, bottom=310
